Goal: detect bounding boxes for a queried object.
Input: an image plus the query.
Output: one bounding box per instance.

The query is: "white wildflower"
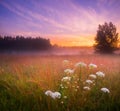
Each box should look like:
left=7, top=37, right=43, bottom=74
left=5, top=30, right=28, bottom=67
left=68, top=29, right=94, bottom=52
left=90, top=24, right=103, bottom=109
left=60, top=84, right=64, bottom=89
left=61, top=76, right=71, bottom=82
left=96, top=71, right=105, bottom=77
left=75, top=62, right=87, bottom=67
left=63, top=96, right=67, bottom=99
left=64, top=69, right=74, bottom=74
left=101, top=88, right=110, bottom=93
left=51, top=93, right=57, bottom=99
left=89, top=74, right=97, bottom=79
left=45, top=90, right=53, bottom=96
left=51, top=92, right=61, bottom=99
left=86, top=80, right=93, bottom=84
left=54, top=92, right=61, bottom=98
left=89, top=63, right=97, bottom=69
left=45, top=91, right=61, bottom=99
left=83, top=86, right=90, bottom=90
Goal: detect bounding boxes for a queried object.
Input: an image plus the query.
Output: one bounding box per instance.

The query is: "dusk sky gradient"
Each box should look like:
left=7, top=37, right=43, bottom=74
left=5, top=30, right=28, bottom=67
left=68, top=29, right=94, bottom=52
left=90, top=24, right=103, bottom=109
left=0, top=0, right=120, bottom=46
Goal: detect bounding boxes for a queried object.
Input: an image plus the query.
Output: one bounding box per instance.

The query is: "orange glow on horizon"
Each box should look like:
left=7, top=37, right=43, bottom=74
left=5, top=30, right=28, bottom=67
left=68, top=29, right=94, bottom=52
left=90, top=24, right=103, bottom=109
left=50, top=35, right=95, bottom=47
left=10, top=31, right=95, bottom=47
left=10, top=31, right=120, bottom=47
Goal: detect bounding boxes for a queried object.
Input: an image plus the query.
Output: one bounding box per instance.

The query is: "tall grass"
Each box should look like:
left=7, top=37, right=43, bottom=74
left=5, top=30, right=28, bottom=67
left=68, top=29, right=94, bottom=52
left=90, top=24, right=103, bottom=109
left=0, top=54, right=120, bottom=111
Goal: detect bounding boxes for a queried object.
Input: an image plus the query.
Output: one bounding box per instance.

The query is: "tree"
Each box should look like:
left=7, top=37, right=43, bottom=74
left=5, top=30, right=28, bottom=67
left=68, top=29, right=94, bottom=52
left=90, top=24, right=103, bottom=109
left=94, top=22, right=119, bottom=53
left=0, top=35, right=52, bottom=51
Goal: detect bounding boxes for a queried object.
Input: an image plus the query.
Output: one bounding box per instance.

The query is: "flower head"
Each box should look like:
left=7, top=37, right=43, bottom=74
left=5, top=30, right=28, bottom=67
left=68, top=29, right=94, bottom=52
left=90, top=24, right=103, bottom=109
left=64, top=69, right=74, bottom=74
left=61, top=76, right=71, bottom=82
left=52, top=92, right=61, bottom=99
left=83, top=86, right=90, bottom=90
left=101, top=88, right=110, bottom=93
left=63, top=96, right=67, bottom=99
left=45, top=90, right=61, bottom=99
left=85, top=80, right=93, bottom=84
left=96, top=71, right=105, bottom=77
left=45, top=90, right=53, bottom=96
left=89, top=74, right=97, bottom=79
left=89, top=63, right=97, bottom=69
left=75, top=62, right=87, bottom=67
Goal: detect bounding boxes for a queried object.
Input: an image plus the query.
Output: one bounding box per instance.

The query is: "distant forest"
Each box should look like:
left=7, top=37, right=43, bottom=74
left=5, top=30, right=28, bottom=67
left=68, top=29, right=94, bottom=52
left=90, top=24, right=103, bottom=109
left=0, top=35, right=52, bottom=51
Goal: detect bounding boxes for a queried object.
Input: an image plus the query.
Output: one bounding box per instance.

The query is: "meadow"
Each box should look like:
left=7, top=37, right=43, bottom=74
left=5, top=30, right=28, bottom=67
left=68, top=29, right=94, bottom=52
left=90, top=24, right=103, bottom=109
left=0, top=52, right=120, bottom=111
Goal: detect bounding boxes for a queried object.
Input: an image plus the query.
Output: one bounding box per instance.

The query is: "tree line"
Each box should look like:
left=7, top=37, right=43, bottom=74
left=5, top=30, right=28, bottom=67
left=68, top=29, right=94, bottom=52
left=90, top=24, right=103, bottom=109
left=0, top=35, right=52, bottom=51
left=0, top=22, right=119, bottom=53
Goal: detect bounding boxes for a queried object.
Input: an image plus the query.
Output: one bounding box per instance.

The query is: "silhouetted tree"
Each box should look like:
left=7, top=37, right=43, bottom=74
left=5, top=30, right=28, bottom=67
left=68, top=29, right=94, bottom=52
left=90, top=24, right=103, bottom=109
left=94, top=22, right=119, bottom=53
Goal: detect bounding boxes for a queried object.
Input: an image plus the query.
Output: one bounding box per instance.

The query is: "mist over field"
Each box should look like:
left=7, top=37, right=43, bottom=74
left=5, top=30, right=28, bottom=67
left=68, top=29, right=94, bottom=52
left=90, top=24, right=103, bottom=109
left=0, top=47, right=120, bottom=56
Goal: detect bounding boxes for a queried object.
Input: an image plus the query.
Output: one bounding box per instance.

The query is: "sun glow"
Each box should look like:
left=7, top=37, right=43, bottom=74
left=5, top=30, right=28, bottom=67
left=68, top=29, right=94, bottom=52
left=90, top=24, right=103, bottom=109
left=0, top=0, right=120, bottom=47
left=50, top=36, right=95, bottom=47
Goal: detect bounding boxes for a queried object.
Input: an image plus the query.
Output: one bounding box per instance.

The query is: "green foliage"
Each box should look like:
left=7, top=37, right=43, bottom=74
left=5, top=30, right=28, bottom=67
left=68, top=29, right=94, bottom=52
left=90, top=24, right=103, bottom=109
left=0, top=57, right=120, bottom=111
left=94, top=22, right=119, bottom=53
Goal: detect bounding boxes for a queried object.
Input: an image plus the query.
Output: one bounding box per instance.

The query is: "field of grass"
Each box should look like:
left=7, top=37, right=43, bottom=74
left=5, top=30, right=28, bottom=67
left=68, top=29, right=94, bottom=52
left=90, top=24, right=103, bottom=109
left=0, top=53, right=120, bottom=111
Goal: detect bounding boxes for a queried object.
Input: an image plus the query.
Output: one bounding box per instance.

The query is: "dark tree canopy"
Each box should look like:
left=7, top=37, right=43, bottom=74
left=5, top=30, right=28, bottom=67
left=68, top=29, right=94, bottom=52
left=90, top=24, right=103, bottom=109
left=94, top=22, right=119, bottom=53
left=0, top=35, right=52, bottom=51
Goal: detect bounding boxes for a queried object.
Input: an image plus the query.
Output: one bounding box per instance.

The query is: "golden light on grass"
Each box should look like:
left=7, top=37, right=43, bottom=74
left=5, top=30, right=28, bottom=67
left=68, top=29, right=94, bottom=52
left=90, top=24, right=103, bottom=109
left=0, top=54, right=120, bottom=111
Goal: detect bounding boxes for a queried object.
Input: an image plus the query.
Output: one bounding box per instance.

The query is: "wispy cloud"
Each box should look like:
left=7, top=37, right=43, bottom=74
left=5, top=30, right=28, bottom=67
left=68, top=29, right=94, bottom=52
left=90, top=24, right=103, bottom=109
left=0, top=0, right=120, bottom=46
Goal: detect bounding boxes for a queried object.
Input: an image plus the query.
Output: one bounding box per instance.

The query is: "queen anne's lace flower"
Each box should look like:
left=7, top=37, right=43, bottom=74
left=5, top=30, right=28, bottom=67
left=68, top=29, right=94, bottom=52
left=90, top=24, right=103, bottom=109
left=96, top=71, right=105, bottom=77
left=45, top=90, right=53, bottom=96
left=86, top=80, right=93, bottom=84
left=89, top=74, right=97, bottom=79
left=101, top=88, right=110, bottom=93
left=83, top=86, right=90, bottom=90
left=75, top=62, right=87, bottom=67
left=89, top=63, right=97, bottom=69
left=63, top=96, right=67, bottom=99
left=45, top=90, right=61, bottom=99
left=61, top=76, right=71, bottom=82
left=51, top=92, right=61, bottom=99
left=64, top=69, right=74, bottom=74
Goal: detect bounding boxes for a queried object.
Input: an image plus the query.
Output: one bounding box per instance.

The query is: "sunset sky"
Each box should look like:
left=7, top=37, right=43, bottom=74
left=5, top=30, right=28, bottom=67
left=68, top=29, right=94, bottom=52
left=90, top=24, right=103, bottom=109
left=0, top=0, right=120, bottom=46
